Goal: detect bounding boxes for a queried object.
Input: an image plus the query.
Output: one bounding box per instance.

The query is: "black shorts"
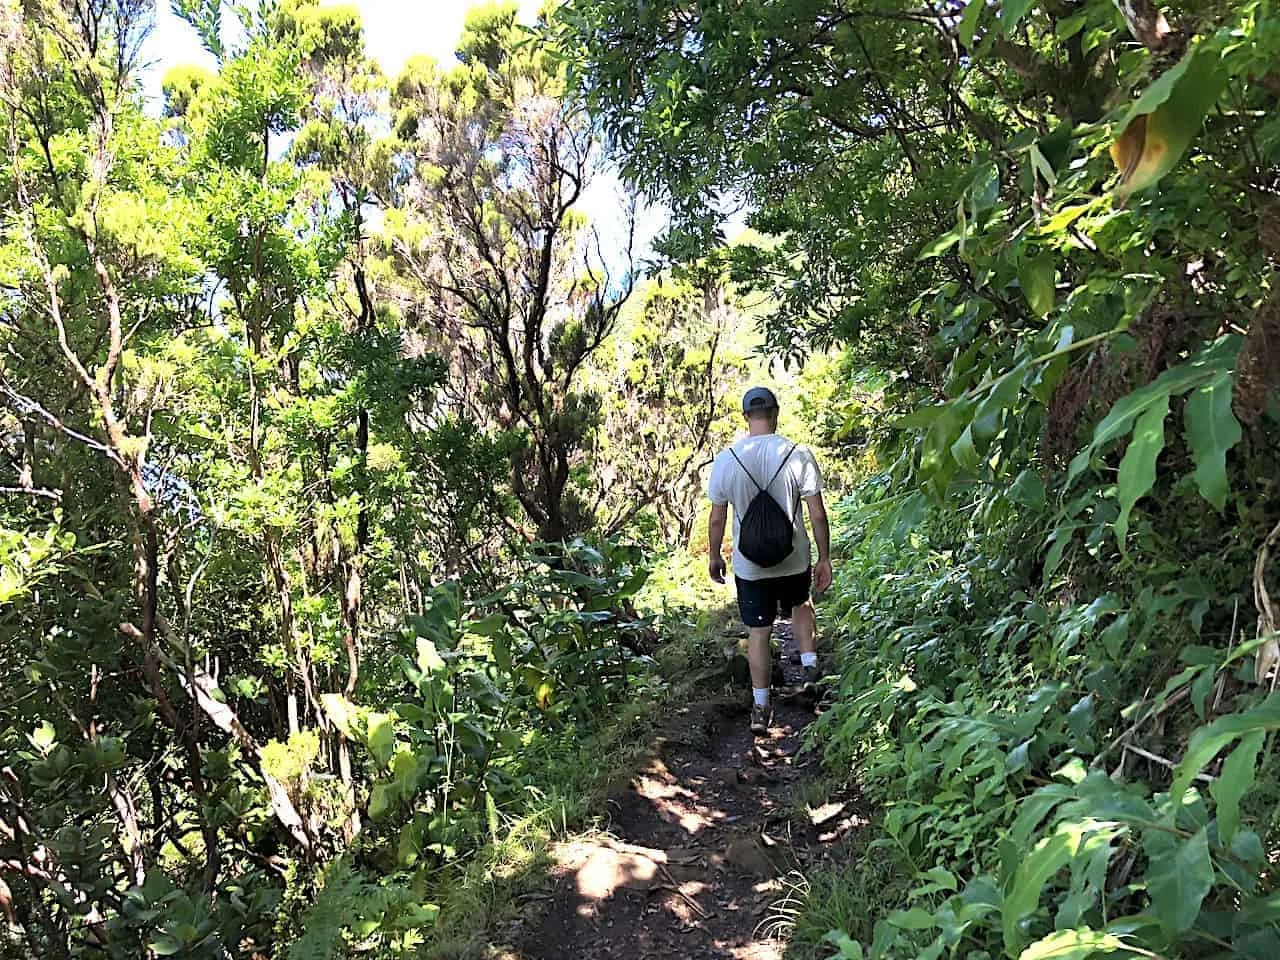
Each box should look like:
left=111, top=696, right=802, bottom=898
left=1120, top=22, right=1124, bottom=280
left=735, top=569, right=812, bottom=628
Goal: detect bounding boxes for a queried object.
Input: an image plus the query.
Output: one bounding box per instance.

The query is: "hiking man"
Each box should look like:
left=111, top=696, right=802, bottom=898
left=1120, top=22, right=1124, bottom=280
left=707, top=387, right=832, bottom=735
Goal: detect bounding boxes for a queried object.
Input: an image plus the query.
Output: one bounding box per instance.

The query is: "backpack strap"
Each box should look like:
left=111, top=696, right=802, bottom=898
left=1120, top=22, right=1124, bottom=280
left=727, top=448, right=764, bottom=494
left=766, top=444, right=799, bottom=491
left=773, top=444, right=802, bottom=516
left=728, top=443, right=798, bottom=495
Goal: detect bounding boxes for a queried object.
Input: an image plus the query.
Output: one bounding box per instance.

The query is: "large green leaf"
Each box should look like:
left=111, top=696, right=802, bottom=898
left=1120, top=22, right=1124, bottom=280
left=1010, top=469, right=1046, bottom=508
left=1004, top=830, right=1074, bottom=953
left=970, top=162, right=1000, bottom=214
left=824, top=931, right=865, bottom=959
left=1068, top=367, right=1189, bottom=486
left=1000, top=0, right=1034, bottom=35
left=951, top=424, right=981, bottom=473
left=465, top=613, right=509, bottom=637
left=920, top=401, right=971, bottom=496
left=1210, top=731, right=1263, bottom=845
left=887, top=906, right=937, bottom=931
left=320, top=692, right=360, bottom=739
left=367, top=712, right=396, bottom=767
left=1113, top=392, right=1168, bottom=547
left=492, top=629, right=512, bottom=674
left=971, top=361, right=1030, bottom=445
left=1183, top=370, right=1242, bottom=511
left=1067, top=341, right=1238, bottom=488
left=368, top=781, right=394, bottom=820
left=958, top=0, right=984, bottom=47
left=1003, top=821, right=1118, bottom=954
left=1143, top=826, right=1213, bottom=935
left=1119, top=45, right=1201, bottom=126
left=918, top=226, right=965, bottom=260
left=1171, top=694, right=1280, bottom=808
left=1019, top=254, right=1055, bottom=317
left=149, top=934, right=185, bottom=956
left=1017, top=927, right=1126, bottom=960
left=894, top=403, right=948, bottom=430
left=1029, top=143, right=1058, bottom=187
left=1038, top=203, right=1093, bottom=235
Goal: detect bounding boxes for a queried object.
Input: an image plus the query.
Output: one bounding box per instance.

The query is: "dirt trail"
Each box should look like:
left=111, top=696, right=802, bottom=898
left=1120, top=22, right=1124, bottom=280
left=508, top=624, right=863, bottom=960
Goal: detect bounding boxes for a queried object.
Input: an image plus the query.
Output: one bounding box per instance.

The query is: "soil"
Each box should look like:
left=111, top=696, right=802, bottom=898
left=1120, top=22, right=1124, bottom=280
left=503, top=622, right=866, bottom=960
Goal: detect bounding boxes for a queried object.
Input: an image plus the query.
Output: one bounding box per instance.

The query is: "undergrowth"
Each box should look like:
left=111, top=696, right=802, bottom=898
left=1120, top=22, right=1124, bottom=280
left=795, top=466, right=1280, bottom=959
left=417, top=548, right=737, bottom=958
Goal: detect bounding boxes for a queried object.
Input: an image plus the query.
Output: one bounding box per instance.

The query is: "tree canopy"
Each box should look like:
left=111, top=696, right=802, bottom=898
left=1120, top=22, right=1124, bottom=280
left=1, top=0, right=1279, bottom=956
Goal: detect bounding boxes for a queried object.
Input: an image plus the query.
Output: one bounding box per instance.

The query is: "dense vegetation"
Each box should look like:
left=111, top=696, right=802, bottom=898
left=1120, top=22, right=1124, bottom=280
left=1, top=0, right=1278, bottom=957
left=0, top=1, right=764, bottom=955
left=563, top=0, right=1280, bottom=957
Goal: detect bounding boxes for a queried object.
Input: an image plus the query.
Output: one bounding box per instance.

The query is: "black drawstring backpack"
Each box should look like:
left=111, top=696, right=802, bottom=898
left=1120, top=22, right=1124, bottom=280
left=729, top=443, right=798, bottom=568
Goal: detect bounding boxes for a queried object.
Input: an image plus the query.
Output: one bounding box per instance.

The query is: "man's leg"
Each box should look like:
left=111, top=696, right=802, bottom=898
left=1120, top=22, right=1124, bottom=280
left=791, top=600, right=817, bottom=656
left=736, top=576, right=777, bottom=733
left=788, top=571, right=820, bottom=686
left=747, top=625, right=774, bottom=692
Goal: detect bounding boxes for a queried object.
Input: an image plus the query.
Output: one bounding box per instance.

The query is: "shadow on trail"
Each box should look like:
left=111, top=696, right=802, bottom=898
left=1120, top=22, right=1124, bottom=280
left=506, top=621, right=860, bottom=960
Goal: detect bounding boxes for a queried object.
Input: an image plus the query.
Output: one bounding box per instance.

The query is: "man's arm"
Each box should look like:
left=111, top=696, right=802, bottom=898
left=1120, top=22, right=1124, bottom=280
left=708, top=502, right=728, bottom=583
left=805, top=492, right=832, bottom=594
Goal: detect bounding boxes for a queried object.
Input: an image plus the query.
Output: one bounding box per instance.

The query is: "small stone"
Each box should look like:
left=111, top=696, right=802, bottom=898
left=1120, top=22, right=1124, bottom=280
left=724, top=837, right=780, bottom=878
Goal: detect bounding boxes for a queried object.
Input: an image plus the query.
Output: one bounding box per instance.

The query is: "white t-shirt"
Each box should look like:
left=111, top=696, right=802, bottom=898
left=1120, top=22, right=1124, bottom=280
left=707, top=433, right=823, bottom=581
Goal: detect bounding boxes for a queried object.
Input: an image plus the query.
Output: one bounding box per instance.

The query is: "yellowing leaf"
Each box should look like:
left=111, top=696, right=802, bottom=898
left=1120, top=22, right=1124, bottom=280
left=417, top=636, right=445, bottom=674
left=1112, top=45, right=1227, bottom=195
left=1017, top=927, right=1126, bottom=960
left=536, top=680, right=554, bottom=709
left=1110, top=114, right=1148, bottom=185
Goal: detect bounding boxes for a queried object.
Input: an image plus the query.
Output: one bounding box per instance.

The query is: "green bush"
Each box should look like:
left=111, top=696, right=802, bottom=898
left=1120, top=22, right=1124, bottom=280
left=811, top=473, right=1279, bottom=959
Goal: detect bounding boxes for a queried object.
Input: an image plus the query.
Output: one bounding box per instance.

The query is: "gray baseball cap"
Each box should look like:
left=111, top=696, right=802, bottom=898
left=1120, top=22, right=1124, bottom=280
left=742, top=386, right=779, bottom=413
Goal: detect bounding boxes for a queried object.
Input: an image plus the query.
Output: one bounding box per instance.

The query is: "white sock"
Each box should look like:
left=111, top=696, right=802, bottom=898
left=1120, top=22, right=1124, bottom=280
left=752, top=688, right=770, bottom=707
left=800, top=652, right=818, bottom=668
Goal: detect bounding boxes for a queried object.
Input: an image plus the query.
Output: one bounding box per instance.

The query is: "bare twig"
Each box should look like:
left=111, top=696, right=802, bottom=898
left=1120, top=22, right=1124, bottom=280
left=1123, top=742, right=1214, bottom=784
left=0, top=383, right=123, bottom=466
left=1092, top=685, right=1189, bottom=768
left=1252, top=519, right=1280, bottom=687
left=0, top=485, right=61, bottom=501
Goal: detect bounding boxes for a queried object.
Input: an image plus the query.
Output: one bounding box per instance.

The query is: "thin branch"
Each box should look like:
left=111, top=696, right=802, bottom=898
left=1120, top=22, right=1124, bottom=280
left=0, top=382, right=123, bottom=466
left=0, top=485, right=62, bottom=501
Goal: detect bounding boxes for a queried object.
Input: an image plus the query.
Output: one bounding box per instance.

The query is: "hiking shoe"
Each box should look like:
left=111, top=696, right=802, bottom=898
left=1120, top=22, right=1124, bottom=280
left=800, top=664, right=821, bottom=691
left=750, top=703, right=774, bottom=736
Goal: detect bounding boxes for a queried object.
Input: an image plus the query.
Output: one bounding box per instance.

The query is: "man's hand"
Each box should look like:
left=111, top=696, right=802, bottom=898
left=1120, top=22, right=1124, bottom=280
left=805, top=493, right=832, bottom=597
left=813, top=558, right=833, bottom=596
left=707, top=502, right=729, bottom=584
left=709, top=553, right=727, bottom=584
